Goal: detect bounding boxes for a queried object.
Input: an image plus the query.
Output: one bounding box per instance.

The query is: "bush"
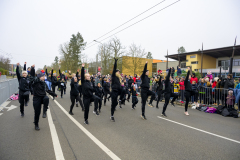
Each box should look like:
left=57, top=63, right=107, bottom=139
left=0, top=68, right=8, bottom=75
left=180, top=71, right=201, bottom=79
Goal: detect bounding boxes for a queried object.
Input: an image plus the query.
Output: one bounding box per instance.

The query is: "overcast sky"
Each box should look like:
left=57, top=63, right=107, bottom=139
left=0, top=0, right=240, bottom=69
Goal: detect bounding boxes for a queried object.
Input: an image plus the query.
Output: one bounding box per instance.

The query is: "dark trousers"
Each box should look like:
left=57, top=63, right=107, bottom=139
left=185, top=91, right=195, bottom=112
left=180, top=90, right=185, bottom=101
left=132, top=96, right=138, bottom=108
left=83, top=96, right=95, bottom=121
left=60, top=87, right=66, bottom=97
left=162, top=92, right=178, bottom=114
left=94, top=97, right=102, bottom=111
left=156, top=90, right=163, bottom=107
left=141, top=88, right=155, bottom=116
left=76, top=94, right=83, bottom=108
left=111, top=91, right=119, bottom=116
left=19, top=93, right=29, bottom=113
left=52, top=85, right=56, bottom=93
left=33, top=96, right=49, bottom=125
left=104, top=91, right=111, bottom=105
left=70, top=95, right=83, bottom=112
left=126, top=89, right=131, bottom=100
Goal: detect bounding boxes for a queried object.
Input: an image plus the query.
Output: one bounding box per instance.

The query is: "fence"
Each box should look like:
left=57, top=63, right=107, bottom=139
left=0, top=75, right=7, bottom=82
left=0, top=78, right=19, bottom=106
left=134, top=81, right=239, bottom=109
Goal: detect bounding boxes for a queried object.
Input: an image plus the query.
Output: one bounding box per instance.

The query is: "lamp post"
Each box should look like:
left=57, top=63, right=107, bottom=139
left=94, top=40, right=103, bottom=74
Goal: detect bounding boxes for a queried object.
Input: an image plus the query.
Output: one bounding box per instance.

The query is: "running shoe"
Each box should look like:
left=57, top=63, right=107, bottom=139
left=84, top=120, right=89, bottom=125
left=161, top=113, right=167, bottom=117
left=76, top=103, right=78, bottom=107
left=148, top=103, right=154, bottom=107
left=141, top=115, right=147, bottom=120
left=110, top=116, right=115, bottom=122
left=171, top=103, right=175, bottom=107
left=93, top=111, right=99, bottom=116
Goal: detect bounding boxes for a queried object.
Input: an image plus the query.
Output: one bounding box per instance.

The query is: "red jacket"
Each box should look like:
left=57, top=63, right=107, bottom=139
left=190, top=77, right=198, bottom=84
left=179, top=81, right=185, bottom=90
left=133, top=77, right=136, bottom=83
left=212, top=81, right=217, bottom=88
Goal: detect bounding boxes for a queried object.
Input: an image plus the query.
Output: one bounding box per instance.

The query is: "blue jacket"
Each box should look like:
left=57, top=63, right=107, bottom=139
left=236, top=83, right=240, bottom=89
left=233, top=89, right=240, bottom=103
left=177, top=66, right=182, bottom=74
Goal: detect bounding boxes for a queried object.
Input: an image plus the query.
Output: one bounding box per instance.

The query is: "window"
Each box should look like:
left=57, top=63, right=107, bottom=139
left=191, top=61, right=198, bottom=64
left=190, top=55, right=196, bottom=58
left=152, top=63, right=157, bottom=72
left=181, top=62, right=186, bottom=68
left=194, top=69, right=198, bottom=72
left=235, top=73, right=240, bottom=77
left=218, top=59, right=240, bottom=67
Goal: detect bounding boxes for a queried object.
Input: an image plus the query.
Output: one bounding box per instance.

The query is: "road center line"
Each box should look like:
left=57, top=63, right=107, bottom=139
left=47, top=107, right=65, bottom=160
left=52, top=97, right=121, bottom=160
left=157, top=116, right=240, bottom=144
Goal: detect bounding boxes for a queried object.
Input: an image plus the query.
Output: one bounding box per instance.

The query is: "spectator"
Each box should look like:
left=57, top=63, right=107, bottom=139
left=177, top=66, right=182, bottom=77
left=190, top=73, right=198, bottom=84
left=221, top=74, right=235, bottom=107
left=158, top=68, right=162, bottom=75
left=236, top=79, right=240, bottom=89
left=171, top=67, right=175, bottom=78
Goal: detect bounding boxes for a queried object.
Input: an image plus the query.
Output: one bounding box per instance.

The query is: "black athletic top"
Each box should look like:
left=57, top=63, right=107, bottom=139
left=103, top=81, right=110, bottom=93
left=184, top=70, right=193, bottom=92
left=111, top=59, right=121, bottom=92
left=140, top=63, right=150, bottom=90
left=157, top=76, right=163, bottom=91
left=164, top=68, right=172, bottom=93
left=81, top=67, right=94, bottom=98
left=51, top=69, right=58, bottom=86
left=16, top=65, right=32, bottom=93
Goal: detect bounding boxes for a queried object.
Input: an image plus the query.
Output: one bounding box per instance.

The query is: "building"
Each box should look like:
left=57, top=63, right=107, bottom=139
left=121, top=56, right=162, bottom=76
left=165, top=45, right=240, bottom=78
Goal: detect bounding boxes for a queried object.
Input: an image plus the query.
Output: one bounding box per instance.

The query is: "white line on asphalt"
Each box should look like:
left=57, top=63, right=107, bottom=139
left=47, top=107, right=65, bottom=160
left=0, top=101, right=11, bottom=111
left=52, top=97, right=121, bottom=160
left=157, top=116, right=240, bottom=144
left=0, top=113, right=3, bottom=116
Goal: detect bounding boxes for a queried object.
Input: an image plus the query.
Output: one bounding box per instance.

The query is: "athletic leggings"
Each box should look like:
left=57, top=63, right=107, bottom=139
left=141, top=88, right=155, bottom=116
left=104, top=91, right=111, bottom=105
left=19, top=93, right=29, bottom=113
left=162, top=92, right=178, bottom=114
left=156, top=90, right=163, bottom=107
left=70, top=95, right=82, bottom=112
left=94, top=97, right=102, bottom=111
left=33, top=96, right=49, bottom=125
left=111, top=90, right=119, bottom=116
left=184, top=91, right=197, bottom=112
left=52, top=85, right=56, bottom=93
left=132, top=96, right=138, bottom=108
left=83, top=96, right=95, bottom=121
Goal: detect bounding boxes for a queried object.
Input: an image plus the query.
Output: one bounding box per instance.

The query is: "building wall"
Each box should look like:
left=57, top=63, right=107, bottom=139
left=122, top=56, right=153, bottom=76
left=186, top=54, right=216, bottom=71
left=156, top=61, right=179, bottom=71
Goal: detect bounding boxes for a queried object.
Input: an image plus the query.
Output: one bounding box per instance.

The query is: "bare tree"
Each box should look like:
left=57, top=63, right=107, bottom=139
left=123, top=43, right=147, bottom=75
left=98, top=43, right=112, bottom=75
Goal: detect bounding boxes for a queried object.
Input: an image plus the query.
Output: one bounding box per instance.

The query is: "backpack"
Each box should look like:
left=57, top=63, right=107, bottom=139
left=205, top=107, right=217, bottom=113
left=216, top=105, right=225, bottom=114
left=228, top=108, right=239, bottom=118
left=222, top=108, right=230, bottom=117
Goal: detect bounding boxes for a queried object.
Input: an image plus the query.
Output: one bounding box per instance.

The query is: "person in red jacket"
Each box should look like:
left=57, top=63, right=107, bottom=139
left=190, top=73, right=198, bottom=84
left=179, top=77, right=185, bottom=103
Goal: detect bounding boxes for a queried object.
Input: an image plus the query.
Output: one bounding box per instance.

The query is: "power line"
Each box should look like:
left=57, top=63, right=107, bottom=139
left=85, top=0, right=181, bottom=50
left=86, top=0, right=166, bottom=46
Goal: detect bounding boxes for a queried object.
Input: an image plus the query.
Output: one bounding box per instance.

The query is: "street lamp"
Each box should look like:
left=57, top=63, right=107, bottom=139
left=94, top=40, right=103, bottom=74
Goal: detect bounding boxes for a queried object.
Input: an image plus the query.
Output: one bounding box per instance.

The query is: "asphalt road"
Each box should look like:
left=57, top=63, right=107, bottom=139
left=0, top=84, right=240, bottom=160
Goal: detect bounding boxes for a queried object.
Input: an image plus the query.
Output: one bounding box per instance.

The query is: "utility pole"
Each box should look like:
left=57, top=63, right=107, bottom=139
left=229, top=36, right=237, bottom=74
left=201, top=43, right=203, bottom=77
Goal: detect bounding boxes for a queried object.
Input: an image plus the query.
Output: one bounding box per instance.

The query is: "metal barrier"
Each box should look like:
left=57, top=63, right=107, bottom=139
left=0, top=78, right=19, bottom=106
left=0, top=75, right=7, bottom=82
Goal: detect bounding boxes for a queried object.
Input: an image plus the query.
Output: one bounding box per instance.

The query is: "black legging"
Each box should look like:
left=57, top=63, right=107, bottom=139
left=141, top=88, right=155, bottom=116
left=132, top=96, right=138, bottom=108
left=52, top=85, right=56, bottom=93
left=19, top=93, right=29, bottom=113
left=94, top=97, right=102, bottom=111
left=111, top=90, right=119, bottom=116
left=70, top=95, right=82, bottom=112
left=33, top=96, right=49, bottom=125
left=156, top=90, right=163, bottom=107
left=83, top=96, right=95, bottom=121
left=162, top=92, right=178, bottom=114
left=104, top=91, right=111, bottom=105
left=184, top=91, right=197, bottom=112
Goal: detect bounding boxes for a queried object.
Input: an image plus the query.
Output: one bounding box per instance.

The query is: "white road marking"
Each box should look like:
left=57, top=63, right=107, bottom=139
left=0, top=113, right=3, bottom=116
left=6, top=105, right=17, bottom=111
left=157, top=116, right=240, bottom=144
left=0, top=101, right=11, bottom=111
left=47, top=107, right=65, bottom=160
left=52, top=96, right=121, bottom=160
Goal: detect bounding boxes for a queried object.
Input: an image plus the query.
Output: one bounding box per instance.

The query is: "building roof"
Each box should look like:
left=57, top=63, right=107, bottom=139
left=165, top=45, right=240, bottom=61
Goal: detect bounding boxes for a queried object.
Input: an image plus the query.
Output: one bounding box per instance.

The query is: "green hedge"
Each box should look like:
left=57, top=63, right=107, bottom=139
left=0, top=68, right=8, bottom=75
